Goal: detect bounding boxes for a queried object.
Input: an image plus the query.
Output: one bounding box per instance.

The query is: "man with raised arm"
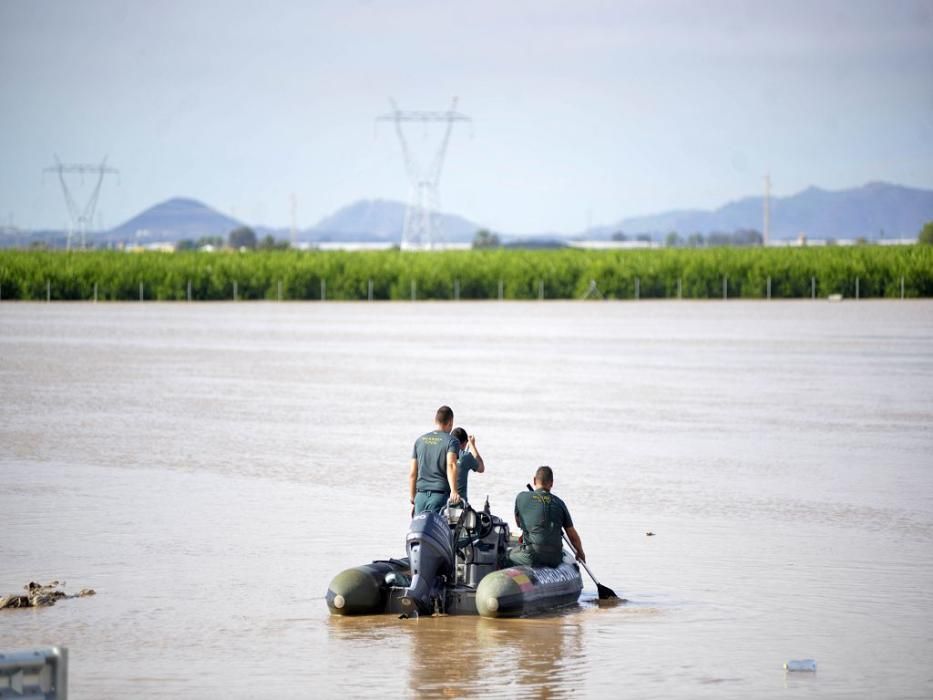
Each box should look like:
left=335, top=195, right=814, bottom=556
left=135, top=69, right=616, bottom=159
left=509, top=465, right=586, bottom=567
left=451, top=427, right=486, bottom=505
left=409, top=405, right=462, bottom=515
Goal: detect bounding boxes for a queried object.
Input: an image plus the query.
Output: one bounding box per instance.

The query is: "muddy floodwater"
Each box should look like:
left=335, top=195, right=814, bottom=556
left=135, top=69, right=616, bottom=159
left=1, top=300, right=932, bottom=699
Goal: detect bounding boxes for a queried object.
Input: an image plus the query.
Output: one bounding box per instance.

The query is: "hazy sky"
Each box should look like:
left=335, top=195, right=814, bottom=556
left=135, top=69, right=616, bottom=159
left=1, top=0, right=931, bottom=234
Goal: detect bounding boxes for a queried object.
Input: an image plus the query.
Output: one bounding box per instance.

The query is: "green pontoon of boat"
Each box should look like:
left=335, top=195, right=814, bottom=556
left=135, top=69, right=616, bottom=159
left=326, top=499, right=583, bottom=618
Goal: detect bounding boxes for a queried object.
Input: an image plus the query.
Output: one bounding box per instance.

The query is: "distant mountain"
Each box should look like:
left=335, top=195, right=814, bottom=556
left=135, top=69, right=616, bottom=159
left=105, top=198, right=243, bottom=243
left=309, top=199, right=405, bottom=241
left=590, top=182, right=933, bottom=240
left=91, top=197, right=482, bottom=245
left=308, top=198, right=482, bottom=243
left=7, top=181, right=929, bottom=250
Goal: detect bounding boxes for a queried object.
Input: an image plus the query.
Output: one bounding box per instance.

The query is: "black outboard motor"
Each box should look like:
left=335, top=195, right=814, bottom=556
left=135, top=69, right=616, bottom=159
left=400, top=511, right=454, bottom=616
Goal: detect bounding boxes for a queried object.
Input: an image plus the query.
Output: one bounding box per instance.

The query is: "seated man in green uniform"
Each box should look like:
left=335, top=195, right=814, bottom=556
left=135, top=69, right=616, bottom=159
left=451, top=427, right=486, bottom=504
left=408, top=405, right=462, bottom=515
left=509, top=466, right=586, bottom=567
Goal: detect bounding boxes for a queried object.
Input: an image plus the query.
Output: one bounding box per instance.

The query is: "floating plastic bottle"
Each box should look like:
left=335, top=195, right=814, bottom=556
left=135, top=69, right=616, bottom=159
left=784, top=659, right=817, bottom=672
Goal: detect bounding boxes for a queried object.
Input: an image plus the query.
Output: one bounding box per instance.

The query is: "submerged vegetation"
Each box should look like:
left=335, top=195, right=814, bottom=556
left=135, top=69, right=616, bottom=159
left=0, top=246, right=931, bottom=301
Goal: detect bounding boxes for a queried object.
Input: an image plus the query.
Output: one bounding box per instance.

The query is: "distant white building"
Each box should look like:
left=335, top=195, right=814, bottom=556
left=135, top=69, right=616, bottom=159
left=876, top=238, right=918, bottom=246
left=301, top=241, right=395, bottom=252
left=296, top=241, right=471, bottom=251
left=125, top=242, right=175, bottom=253
left=568, top=240, right=660, bottom=250
left=765, top=236, right=916, bottom=247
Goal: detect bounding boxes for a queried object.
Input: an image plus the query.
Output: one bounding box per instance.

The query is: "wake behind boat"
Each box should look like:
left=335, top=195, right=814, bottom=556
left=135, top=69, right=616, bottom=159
left=325, top=499, right=583, bottom=618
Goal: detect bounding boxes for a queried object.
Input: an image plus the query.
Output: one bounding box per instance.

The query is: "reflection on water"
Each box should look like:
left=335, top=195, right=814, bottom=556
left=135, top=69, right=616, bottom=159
left=465, top=617, right=581, bottom=699
left=329, top=613, right=583, bottom=699
left=325, top=602, right=668, bottom=698
left=2, top=301, right=932, bottom=698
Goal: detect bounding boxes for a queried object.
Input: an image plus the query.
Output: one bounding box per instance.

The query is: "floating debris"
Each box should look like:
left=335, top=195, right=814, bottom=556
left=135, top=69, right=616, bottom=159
left=785, top=659, right=817, bottom=672
left=646, top=532, right=656, bottom=536
left=0, top=581, right=96, bottom=610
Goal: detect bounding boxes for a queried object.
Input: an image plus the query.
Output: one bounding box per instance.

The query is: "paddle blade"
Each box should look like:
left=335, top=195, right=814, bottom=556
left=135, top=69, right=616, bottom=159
left=596, top=582, right=619, bottom=600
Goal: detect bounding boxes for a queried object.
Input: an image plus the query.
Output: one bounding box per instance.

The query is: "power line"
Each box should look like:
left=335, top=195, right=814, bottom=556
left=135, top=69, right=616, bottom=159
left=763, top=173, right=771, bottom=247
left=377, top=98, right=471, bottom=250
left=289, top=192, right=297, bottom=246
left=44, top=156, right=119, bottom=250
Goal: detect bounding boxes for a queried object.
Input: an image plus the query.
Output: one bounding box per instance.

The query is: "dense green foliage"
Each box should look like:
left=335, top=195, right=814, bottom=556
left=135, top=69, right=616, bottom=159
left=0, top=246, right=931, bottom=301
left=228, top=226, right=257, bottom=250
left=472, top=229, right=501, bottom=249
left=919, top=221, right=933, bottom=245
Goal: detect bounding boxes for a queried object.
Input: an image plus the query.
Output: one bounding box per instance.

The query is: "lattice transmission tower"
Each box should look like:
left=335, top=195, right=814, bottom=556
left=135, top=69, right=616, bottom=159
left=763, top=174, right=771, bottom=246
left=44, top=156, right=119, bottom=250
left=377, top=98, right=471, bottom=250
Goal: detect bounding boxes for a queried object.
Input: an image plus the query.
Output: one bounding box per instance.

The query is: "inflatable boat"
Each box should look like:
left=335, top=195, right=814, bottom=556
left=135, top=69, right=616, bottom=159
left=325, top=500, right=583, bottom=618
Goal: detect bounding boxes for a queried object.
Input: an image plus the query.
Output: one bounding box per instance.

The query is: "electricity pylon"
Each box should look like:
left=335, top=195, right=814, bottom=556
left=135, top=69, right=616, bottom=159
left=289, top=192, right=298, bottom=247
left=763, top=174, right=771, bottom=246
left=377, top=98, right=471, bottom=249
left=44, top=156, right=119, bottom=250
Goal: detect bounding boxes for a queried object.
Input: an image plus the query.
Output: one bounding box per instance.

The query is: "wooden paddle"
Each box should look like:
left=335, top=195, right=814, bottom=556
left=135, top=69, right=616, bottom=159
left=562, top=532, right=618, bottom=600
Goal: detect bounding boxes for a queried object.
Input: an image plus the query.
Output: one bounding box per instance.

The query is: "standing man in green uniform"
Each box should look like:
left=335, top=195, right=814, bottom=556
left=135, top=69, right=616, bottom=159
left=451, top=427, right=486, bottom=504
left=509, top=466, right=586, bottom=567
left=409, top=405, right=462, bottom=515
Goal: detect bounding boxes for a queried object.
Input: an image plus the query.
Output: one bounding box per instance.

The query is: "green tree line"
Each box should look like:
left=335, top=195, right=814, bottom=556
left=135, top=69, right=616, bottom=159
left=0, top=246, right=931, bottom=301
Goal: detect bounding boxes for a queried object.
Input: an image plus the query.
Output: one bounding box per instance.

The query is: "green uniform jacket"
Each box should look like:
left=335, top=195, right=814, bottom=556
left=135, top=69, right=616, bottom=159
left=513, top=488, right=573, bottom=567
left=412, top=430, right=460, bottom=494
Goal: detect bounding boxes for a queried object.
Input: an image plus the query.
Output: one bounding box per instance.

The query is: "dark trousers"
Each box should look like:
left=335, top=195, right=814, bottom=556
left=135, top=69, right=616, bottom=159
left=414, top=490, right=448, bottom=515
